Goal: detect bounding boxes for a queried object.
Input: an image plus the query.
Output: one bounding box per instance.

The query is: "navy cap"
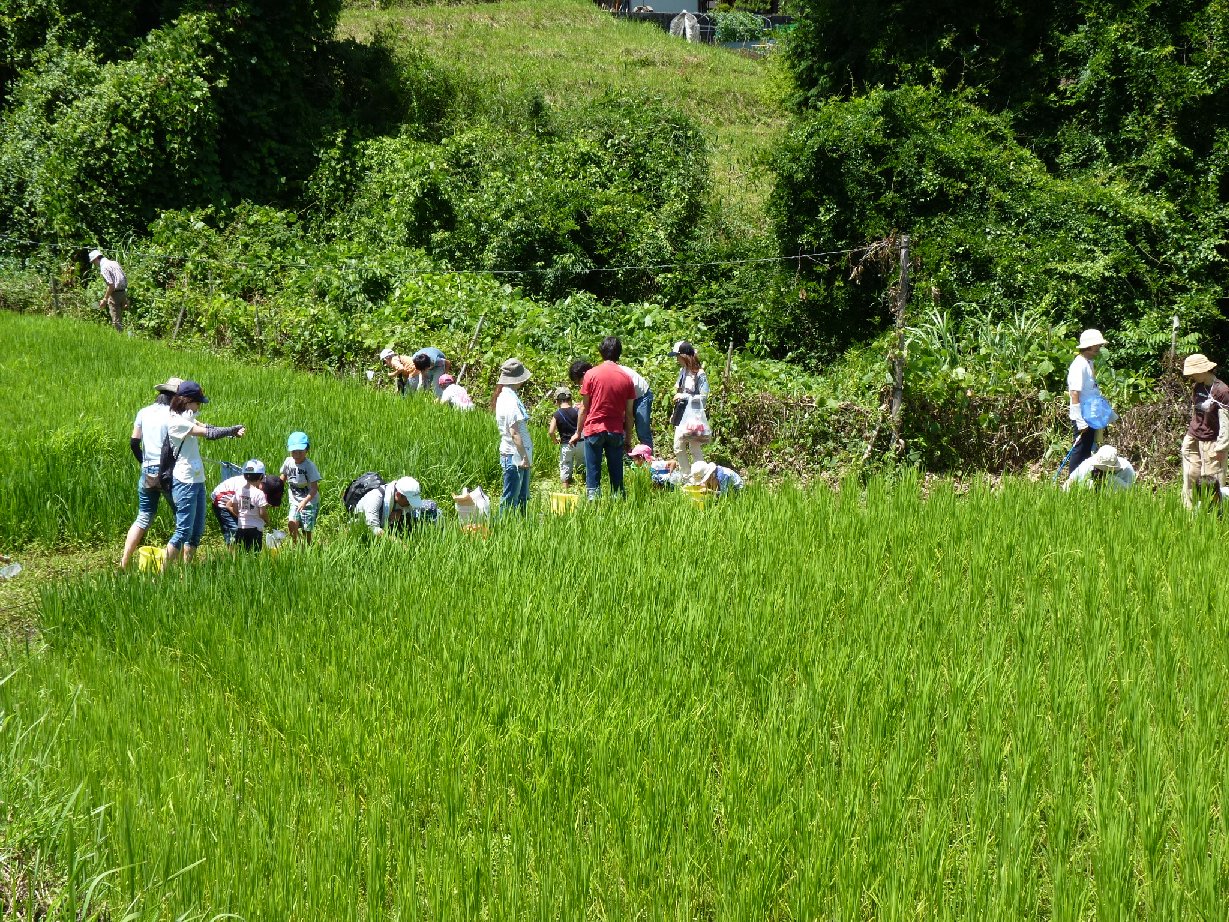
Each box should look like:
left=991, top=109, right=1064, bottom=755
left=177, top=380, right=209, bottom=404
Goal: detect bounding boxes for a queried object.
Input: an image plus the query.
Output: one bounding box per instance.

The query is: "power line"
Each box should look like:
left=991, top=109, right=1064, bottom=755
left=0, top=235, right=872, bottom=279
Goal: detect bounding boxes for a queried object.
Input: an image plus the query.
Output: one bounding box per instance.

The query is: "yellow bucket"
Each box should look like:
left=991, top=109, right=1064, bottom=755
left=549, top=492, right=580, bottom=514
left=682, top=485, right=713, bottom=508
left=137, top=545, right=166, bottom=573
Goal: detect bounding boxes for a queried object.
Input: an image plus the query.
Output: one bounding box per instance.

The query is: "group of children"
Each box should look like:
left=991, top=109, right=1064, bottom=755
left=208, top=430, right=323, bottom=552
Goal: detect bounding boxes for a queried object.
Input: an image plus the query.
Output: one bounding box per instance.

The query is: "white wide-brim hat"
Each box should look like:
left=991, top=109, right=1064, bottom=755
left=1076, top=329, right=1108, bottom=351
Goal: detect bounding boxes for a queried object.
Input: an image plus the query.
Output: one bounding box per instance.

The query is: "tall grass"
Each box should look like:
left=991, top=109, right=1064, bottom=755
left=0, top=313, right=528, bottom=548
left=4, top=478, right=1229, bottom=917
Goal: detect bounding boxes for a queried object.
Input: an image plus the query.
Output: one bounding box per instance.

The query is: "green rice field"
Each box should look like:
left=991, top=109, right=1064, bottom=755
left=3, top=314, right=1229, bottom=919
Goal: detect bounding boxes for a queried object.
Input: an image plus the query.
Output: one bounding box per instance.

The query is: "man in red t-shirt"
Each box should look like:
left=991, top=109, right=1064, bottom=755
left=570, top=336, right=636, bottom=498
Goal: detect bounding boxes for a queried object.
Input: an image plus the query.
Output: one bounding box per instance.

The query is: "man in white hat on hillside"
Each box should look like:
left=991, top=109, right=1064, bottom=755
left=88, top=249, right=127, bottom=332
left=1063, top=444, right=1136, bottom=491
left=1066, top=328, right=1108, bottom=473
left=1180, top=353, right=1229, bottom=509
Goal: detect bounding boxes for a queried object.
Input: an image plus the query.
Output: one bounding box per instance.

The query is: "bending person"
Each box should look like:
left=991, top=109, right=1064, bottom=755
left=164, top=381, right=246, bottom=564
left=1063, top=445, right=1136, bottom=491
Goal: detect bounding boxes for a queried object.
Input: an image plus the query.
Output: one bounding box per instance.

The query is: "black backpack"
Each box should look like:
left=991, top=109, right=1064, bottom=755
left=157, top=429, right=184, bottom=496
left=342, top=472, right=385, bottom=513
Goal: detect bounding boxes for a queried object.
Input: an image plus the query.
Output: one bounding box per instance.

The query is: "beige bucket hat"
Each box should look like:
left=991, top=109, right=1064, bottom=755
left=1183, top=353, right=1217, bottom=376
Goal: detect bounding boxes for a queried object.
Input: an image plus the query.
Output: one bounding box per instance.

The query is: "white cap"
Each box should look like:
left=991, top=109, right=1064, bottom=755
left=1090, top=445, right=1121, bottom=471
left=394, top=476, right=423, bottom=508
left=88, top=249, right=103, bottom=262
left=379, top=347, right=395, bottom=361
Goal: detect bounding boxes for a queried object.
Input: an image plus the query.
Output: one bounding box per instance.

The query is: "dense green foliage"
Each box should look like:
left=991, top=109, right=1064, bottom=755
left=774, top=0, right=1229, bottom=373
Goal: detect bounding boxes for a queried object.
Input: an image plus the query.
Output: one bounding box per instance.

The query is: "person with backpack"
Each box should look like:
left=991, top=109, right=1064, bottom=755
left=119, top=376, right=181, bottom=570
left=549, top=387, right=580, bottom=487
left=162, top=380, right=246, bottom=565
left=669, top=341, right=710, bottom=479
left=351, top=475, right=436, bottom=536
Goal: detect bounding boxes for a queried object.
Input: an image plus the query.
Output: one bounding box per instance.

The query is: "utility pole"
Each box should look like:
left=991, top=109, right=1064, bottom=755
left=890, top=234, right=910, bottom=454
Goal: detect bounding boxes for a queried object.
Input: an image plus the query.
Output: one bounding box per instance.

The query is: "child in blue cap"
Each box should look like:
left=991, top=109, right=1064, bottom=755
left=280, top=431, right=322, bottom=544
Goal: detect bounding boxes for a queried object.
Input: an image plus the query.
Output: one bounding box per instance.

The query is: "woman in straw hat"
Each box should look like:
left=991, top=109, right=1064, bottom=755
left=1066, top=329, right=1108, bottom=473
left=493, top=358, right=534, bottom=514
left=1180, top=353, right=1229, bottom=509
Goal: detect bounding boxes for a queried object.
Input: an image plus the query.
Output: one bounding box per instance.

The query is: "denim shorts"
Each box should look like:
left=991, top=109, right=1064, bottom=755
left=133, top=464, right=172, bottom=530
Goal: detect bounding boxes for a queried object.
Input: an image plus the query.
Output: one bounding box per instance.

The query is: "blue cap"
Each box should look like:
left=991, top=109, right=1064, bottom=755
left=177, top=380, right=209, bottom=404
left=287, top=431, right=309, bottom=451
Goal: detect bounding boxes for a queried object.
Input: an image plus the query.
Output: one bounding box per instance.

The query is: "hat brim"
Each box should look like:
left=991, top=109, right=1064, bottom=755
left=1076, top=339, right=1108, bottom=351
left=400, top=493, right=424, bottom=509
left=1185, top=361, right=1217, bottom=375
left=498, top=371, right=531, bottom=386
left=155, top=383, right=178, bottom=394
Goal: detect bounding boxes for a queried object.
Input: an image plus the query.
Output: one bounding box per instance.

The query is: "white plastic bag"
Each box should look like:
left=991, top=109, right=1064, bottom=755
left=676, top=396, right=712, bottom=443
left=453, top=486, right=492, bottom=524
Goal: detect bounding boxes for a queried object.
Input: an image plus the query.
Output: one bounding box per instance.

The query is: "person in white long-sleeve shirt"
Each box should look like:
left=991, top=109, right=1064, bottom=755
left=355, top=476, right=435, bottom=536
left=1063, top=444, right=1136, bottom=491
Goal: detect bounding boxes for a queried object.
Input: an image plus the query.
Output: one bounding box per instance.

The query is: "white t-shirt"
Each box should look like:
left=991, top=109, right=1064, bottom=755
left=495, top=387, right=532, bottom=462
left=439, top=383, right=474, bottom=410
left=1067, top=355, right=1100, bottom=420
left=234, top=482, right=268, bottom=530
left=211, top=474, right=246, bottom=504
left=134, top=402, right=170, bottom=467
left=618, top=364, right=650, bottom=399
left=166, top=411, right=205, bottom=484
left=280, top=457, right=322, bottom=504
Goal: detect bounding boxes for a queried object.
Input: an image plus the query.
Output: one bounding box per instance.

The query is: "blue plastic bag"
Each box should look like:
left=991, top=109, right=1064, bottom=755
left=1081, top=395, right=1118, bottom=430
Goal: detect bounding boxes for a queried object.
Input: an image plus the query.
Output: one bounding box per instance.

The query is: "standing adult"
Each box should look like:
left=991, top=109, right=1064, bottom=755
left=119, top=376, right=182, bottom=569
left=409, top=347, right=450, bottom=396
left=88, top=249, right=127, bottom=332
left=669, top=341, right=710, bottom=479
left=355, top=476, right=429, bottom=536
left=163, top=381, right=246, bottom=564
left=1066, top=329, right=1107, bottom=475
left=494, top=358, right=534, bottom=514
left=571, top=337, right=635, bottom=499
left=1180, top=353, right=1229, bottom=509
left=380, top=348, right=414, bottom=395
left=618, top=360, right=654, bottom=452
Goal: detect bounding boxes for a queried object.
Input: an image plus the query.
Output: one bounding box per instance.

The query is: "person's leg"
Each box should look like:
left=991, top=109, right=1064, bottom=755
left=184, top=482, right=206, bottom=561
left=1069, top=421, right=1095, bottom=473
left=559, top=443, right=573, bottom=487
left=106, top=291, right=125, bottom=332
left=605, top=432, right=626, bottom=496
left=165, top=480, right=194, bottom=563
left=300, top=501, right=318, bottom=544
left=634, top=392, right=654, bottom=452
left=690, top=438, right=706, bottom=473
left=517, top=465, right=532, bottom=512
left=584, top=435, right=602, bottom=500
left=287, top=512, right=301, bottom=542
left=500, top=455, right=519, bottom=514
left=674, top=430, right=693, bottom=479
left=121, top=475, right=159, bottom=569
left=212, top=502, right=238, bottom=550
left=1181, top=434, right=1201, bottom=509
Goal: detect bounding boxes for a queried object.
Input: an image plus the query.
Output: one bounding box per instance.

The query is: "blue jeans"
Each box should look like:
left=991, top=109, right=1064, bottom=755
left=169, top=480, right=207, bottom=549
left=212, top=501, right=239, bottom=545
left=500, top=455, right=531, bottom=514
left=584, top=431, right=627, bottom=499
left=1069, top=420, right=1096, bottom=473
left=133, top=464, right=175, bottom=529
left=633, top=391, right=654, bottom=451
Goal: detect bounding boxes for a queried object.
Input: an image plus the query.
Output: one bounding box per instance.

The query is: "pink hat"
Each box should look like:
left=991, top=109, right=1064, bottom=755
left=438, top=374, right=455, bottom=386
left=628, top=444, right=653, bottom=460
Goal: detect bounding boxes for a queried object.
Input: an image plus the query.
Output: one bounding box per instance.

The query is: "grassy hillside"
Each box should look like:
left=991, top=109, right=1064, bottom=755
left=339, top=0, right=787, bottom=220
